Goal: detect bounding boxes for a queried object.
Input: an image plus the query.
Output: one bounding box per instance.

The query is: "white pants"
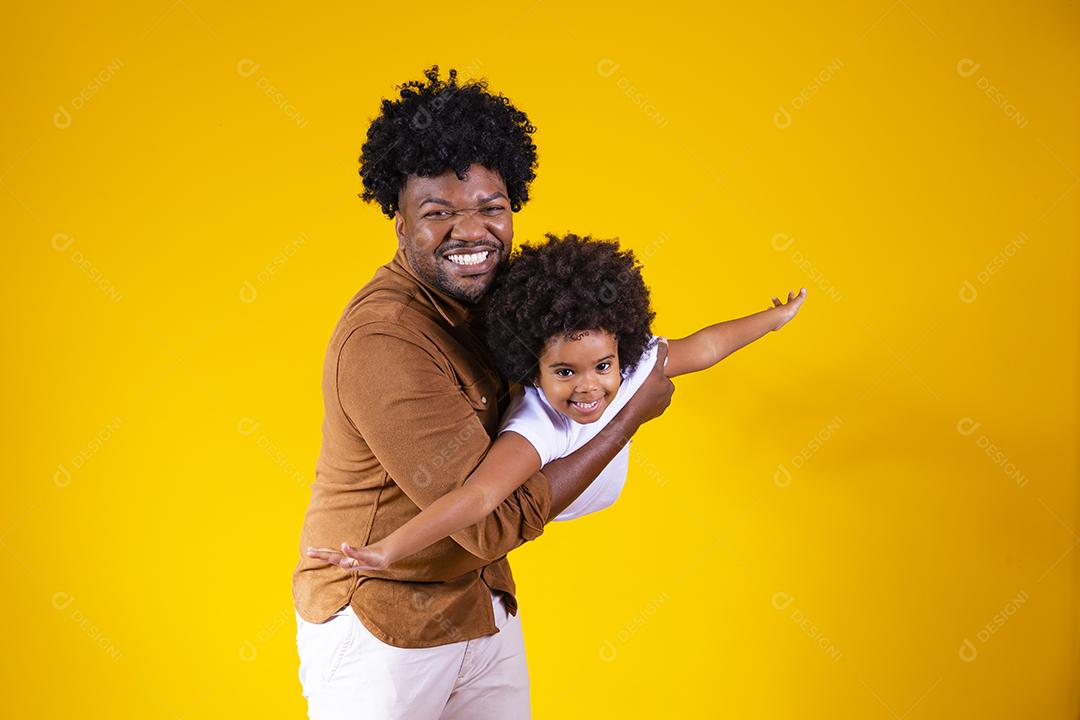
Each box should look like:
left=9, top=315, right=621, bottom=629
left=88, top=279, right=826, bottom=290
left=296, top=591, right=531, bottom=719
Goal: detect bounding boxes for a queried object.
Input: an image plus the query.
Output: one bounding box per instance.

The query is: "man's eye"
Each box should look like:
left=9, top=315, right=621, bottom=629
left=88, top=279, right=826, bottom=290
left=554, top=369, right=572, bottom=378
left=481, top=206, right=504, bottom=214
left=596, top=362, right=612, bottom=372
left=425, top=210, right=451, bottom=218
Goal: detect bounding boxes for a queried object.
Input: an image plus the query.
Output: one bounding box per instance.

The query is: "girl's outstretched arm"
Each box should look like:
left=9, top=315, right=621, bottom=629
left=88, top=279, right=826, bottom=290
left=664, top=288, right=806, bottom=377
left=307, top=431, right=542, bottom=571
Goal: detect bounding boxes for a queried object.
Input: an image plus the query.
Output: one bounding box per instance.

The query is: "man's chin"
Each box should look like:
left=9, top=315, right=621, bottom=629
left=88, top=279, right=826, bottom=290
left=436, top=260, right=503, bottom=303
left=438, top=272, right=495, bottom=304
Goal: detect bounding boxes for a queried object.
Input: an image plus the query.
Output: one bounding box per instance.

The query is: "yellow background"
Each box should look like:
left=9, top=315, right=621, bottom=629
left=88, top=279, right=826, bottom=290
left=4, top=1, right=1077, bottom=717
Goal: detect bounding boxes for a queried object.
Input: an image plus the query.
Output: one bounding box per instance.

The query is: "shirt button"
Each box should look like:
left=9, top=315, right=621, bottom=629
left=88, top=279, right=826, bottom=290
left=481, top=396, right=487, bottom=404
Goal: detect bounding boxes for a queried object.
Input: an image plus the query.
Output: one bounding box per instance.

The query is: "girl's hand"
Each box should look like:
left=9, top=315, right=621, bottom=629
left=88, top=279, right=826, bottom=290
left=306, top=542, right=390, bottom=571
left=769, top=288, right=807, bottom=330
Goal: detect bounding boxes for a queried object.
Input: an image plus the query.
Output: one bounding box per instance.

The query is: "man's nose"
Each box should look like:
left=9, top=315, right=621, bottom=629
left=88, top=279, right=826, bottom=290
left=450, top=210, right=487, bottom=242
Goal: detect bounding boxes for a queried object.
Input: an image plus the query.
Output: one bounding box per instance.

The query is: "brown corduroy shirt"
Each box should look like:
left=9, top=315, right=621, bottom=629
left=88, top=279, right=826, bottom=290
left=292, top=246, right=553, bottom=648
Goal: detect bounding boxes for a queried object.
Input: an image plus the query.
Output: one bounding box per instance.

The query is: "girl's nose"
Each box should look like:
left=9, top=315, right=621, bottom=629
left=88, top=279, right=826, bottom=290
left=575, top=374, right=599, bottom=392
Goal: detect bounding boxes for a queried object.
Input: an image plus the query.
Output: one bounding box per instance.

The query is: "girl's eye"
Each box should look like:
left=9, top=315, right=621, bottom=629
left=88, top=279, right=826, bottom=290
left=554, top=368, right=573, bottom=378
left=596, top=362, right=612, bottom=372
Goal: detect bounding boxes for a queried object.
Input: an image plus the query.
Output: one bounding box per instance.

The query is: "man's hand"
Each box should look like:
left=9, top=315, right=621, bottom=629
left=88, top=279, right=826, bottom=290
left=624, top=338, right=675, bottom=427
left=307, top=543, right=389, bottom=572
left=769, top=288, right=807, bottom=331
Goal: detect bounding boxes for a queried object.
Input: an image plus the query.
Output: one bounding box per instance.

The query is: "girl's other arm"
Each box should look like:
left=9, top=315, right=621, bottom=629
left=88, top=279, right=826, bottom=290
left=664, top=288, right=806, bottom=378
left=308, top=432, right=542, bottom=571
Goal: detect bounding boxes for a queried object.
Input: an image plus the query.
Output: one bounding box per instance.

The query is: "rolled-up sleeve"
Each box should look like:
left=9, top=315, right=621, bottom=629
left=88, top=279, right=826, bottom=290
left=336, top=324, right=552, bottom=562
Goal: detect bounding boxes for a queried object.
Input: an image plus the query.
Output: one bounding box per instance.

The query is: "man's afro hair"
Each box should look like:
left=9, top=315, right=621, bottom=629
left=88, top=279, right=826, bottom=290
left=484, top=233, right=656, bottom=384
left=359, top=65, right=538, bottom=218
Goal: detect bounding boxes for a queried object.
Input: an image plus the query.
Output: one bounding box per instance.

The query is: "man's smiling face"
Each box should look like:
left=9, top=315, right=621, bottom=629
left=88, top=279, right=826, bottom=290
left=395, top=164, right=513, bottom=303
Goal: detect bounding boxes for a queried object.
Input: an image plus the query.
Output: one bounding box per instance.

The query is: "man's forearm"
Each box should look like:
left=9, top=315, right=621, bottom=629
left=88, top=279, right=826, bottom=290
left=541, top=405, right=641, bottom=520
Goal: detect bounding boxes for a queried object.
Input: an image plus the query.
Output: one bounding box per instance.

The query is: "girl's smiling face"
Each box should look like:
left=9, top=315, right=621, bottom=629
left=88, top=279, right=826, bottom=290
left=534, top=329, right=622, bottom=424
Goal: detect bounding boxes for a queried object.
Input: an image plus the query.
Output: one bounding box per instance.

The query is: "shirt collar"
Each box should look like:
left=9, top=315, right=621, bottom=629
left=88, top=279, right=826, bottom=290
left=387, top=245, right=473, bottom=328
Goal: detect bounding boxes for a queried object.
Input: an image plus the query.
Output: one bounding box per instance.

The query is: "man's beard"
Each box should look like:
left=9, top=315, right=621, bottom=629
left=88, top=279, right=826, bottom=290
left=429, top=259, right=489, bottom=303
left=408, top=244, right=505, bottom=304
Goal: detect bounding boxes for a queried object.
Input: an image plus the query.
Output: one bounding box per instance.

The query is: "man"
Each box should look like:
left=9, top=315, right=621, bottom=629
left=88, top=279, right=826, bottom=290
left=293, top=66, right=674, bottom=719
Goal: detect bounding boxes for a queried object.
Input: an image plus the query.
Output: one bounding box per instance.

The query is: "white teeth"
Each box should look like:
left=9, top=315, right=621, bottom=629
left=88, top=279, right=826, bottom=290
left=572, top=400, right=599, bottom=410
left=447, top=251, right=490, bottom=266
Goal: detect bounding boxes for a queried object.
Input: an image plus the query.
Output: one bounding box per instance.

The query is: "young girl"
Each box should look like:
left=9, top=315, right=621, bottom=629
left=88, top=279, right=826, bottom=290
left=308, top=233, right=806, bottom=571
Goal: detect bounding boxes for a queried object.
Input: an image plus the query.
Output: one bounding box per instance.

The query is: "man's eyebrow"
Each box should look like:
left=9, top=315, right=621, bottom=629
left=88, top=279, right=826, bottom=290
left=417, top=192, right=507, bottom=210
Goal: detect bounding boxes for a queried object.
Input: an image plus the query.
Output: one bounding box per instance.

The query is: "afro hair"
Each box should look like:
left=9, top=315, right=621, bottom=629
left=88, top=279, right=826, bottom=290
left=484, top=233, right=655, bottom=384
left=359, top=65, right=538, bottom=218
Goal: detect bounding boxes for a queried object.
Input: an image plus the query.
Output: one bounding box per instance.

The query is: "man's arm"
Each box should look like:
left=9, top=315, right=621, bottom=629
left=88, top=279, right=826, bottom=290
left=338, top=326, right=550, bottom=564
left=308, top=432, right=543, bottom=571
left=316, top=339, right=676, bottom=572
left=337, top=327, right=674, bottom=571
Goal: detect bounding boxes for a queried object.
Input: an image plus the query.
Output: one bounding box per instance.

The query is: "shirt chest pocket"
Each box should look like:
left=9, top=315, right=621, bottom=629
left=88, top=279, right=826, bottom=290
left=456, top=369, right=502, bottom=432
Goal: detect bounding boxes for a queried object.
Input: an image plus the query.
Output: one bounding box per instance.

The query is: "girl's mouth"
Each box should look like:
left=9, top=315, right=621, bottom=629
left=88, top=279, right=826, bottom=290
left=569, top=398, right=602, bottom=415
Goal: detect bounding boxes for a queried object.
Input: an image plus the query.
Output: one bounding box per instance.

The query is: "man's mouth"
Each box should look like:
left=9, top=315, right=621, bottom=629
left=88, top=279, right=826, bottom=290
left=446, top=250, right=491, bottom=267
left=442, top=246, right=499, bottom=276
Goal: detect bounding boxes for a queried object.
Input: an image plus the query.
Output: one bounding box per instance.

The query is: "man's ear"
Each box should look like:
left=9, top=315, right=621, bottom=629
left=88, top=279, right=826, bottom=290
left=394, top=211, right=406, bottom=247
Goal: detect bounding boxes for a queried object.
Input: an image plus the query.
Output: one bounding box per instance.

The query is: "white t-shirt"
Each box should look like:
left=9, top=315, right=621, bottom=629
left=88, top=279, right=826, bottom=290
left=498, top=337, right=661, bottom=521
